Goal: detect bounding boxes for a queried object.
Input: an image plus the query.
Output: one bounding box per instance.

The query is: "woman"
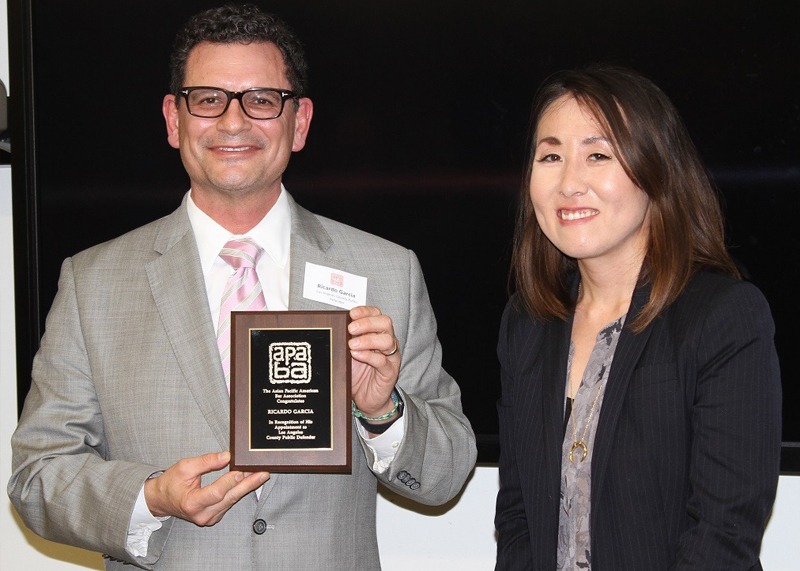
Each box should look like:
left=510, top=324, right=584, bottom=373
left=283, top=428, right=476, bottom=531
left=495, top=66, right=781, bottom=570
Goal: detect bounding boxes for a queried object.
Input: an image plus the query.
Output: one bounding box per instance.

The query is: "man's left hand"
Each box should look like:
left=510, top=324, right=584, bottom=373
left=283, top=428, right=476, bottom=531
left=348, top=306, right=401, bottom=419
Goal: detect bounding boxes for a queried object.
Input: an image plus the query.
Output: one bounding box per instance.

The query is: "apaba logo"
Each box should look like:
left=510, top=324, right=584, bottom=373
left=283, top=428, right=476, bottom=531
left=330, top=272, right=344, bottom=287
left=269, top=342, right=312, bottom=384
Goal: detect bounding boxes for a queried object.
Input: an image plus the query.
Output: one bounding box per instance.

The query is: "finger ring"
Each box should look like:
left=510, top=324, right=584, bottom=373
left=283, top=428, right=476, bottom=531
left=384, top=338, right=399, bottom=356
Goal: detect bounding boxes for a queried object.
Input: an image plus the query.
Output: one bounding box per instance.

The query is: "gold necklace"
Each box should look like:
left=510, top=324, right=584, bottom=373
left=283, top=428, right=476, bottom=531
left=568, top=279, right=603, bottom=463
left=568, top=383, right=603, bottom=463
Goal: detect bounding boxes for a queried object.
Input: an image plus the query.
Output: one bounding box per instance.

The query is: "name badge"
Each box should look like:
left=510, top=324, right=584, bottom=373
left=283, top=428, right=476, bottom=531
left=302, top=262, right=368, bottom=309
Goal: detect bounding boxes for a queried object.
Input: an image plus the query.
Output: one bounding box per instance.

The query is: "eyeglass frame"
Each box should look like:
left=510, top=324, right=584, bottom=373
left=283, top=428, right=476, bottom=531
left=176, top=86, right=300, bottom=120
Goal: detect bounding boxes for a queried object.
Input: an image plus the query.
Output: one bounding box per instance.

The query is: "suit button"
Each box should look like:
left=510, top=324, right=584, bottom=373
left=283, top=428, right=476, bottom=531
left=253, top=519, right=267, bottom=535
left=406, top=477, right=417, bottom=486
left=410, top=482, right=421, bottom=490
left=397, top=470, right=409, bottom=482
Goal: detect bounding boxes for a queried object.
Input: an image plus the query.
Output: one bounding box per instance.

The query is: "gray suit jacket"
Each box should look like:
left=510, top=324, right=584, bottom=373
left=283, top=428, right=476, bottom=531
left=9, top=193, right=477, bottom=570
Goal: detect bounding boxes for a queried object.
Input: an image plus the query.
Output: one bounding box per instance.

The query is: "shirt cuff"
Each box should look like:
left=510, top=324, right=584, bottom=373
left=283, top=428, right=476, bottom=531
left=356, top=416, right=405, bottom=473
left=126, top=480, right=170, bottom=558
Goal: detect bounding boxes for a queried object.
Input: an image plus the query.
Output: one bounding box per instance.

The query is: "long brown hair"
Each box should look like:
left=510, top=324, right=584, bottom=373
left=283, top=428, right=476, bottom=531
left=512, top=65, right=739, bottom=331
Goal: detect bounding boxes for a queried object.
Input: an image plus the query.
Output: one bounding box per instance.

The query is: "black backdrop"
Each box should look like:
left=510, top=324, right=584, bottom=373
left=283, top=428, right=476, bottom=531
left=10, top=0, right=800, bottom=469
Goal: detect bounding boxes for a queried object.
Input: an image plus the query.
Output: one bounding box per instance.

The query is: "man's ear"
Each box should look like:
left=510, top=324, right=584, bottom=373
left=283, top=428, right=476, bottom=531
left=291, top=97, right=314, bottom=153
left=163, top=94, right=181, bottom=149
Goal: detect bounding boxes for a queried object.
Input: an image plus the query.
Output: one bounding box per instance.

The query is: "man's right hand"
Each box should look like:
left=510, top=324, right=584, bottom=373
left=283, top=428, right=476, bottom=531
left=144, top=451, right=269, bottom=526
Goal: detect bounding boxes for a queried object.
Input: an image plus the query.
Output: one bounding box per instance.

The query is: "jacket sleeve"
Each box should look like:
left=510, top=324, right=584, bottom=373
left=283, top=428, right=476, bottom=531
left=671, top=280, right=782, bottom=570
left=360, top=249, right=477, bottom=505
left=7, top=257, right=165, bottom=568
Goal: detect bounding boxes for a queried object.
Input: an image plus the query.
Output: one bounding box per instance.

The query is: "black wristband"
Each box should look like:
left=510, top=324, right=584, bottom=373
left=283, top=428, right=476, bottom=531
left=358, top=399, right=404, bottom=434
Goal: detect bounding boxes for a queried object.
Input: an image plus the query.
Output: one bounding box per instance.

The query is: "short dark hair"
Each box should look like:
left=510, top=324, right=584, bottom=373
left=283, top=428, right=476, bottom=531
left=512, top=65, right=740, bottom=331
left=169, top=4, right=308, bottom=96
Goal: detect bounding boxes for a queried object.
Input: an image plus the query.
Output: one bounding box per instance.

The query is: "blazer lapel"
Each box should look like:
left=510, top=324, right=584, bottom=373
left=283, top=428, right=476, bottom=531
left=541, top=314, right=573, bottom=495
left=145, top=205, right=230, bottom=451
left=285, top=193, right=346, bottom=311
left=590, top=283, right=653, bottom=506
left=257, top=193, right=348, bottom=506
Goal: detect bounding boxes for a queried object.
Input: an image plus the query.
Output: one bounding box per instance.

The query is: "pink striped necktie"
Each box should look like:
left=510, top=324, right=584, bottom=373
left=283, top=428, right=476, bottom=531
left=217, top=237, right=267, bottom=388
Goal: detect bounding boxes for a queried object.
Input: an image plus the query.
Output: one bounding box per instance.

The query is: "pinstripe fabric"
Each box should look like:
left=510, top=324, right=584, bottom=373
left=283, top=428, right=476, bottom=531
left=495, top=272, right=781, bottom=571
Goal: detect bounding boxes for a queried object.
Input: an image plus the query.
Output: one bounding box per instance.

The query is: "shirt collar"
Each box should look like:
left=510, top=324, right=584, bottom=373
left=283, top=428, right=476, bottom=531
left=186, top=186, right=292, bottom=276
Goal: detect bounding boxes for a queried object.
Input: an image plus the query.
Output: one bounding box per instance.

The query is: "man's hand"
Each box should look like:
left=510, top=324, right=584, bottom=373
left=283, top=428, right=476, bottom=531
left=348, top=306, right=401, bottom=420
left=144, top=451, right=269, bottom=526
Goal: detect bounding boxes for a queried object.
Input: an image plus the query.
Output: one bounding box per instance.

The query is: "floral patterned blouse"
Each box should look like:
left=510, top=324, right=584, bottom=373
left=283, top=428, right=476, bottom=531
left=557, top=315, right=626, bottom=570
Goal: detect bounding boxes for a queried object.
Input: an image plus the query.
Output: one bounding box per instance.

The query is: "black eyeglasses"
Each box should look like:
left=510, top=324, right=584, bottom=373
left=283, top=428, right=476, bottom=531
left=177, top=86, right=299, bottom=120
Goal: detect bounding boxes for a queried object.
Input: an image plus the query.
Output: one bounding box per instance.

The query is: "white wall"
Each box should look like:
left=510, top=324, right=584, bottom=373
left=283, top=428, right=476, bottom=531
left=0, top=5, right=797, bottom=570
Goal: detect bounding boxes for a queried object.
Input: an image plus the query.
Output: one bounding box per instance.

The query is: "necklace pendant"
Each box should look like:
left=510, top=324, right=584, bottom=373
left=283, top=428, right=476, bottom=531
left=569, top=440, right=588, bottom=463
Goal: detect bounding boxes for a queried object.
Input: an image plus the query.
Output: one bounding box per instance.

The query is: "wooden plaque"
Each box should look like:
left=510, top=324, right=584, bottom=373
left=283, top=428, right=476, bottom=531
left=230, top=310, right=352, bottom=473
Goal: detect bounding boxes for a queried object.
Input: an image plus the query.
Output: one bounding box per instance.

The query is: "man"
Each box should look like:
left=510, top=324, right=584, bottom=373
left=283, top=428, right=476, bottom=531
left=8, top=5, right=477, bottom=569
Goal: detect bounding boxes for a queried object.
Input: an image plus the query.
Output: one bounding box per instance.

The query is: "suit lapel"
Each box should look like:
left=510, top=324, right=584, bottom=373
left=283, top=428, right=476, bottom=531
left=590, top=283, right=653, bottom=506
left=145, top=205, right=230, bottom=451
left=541, top=314, right=573, bottom=494
left=256, top=193, right=348, bottom=506
left=285, top=194, right=346, bottom=310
